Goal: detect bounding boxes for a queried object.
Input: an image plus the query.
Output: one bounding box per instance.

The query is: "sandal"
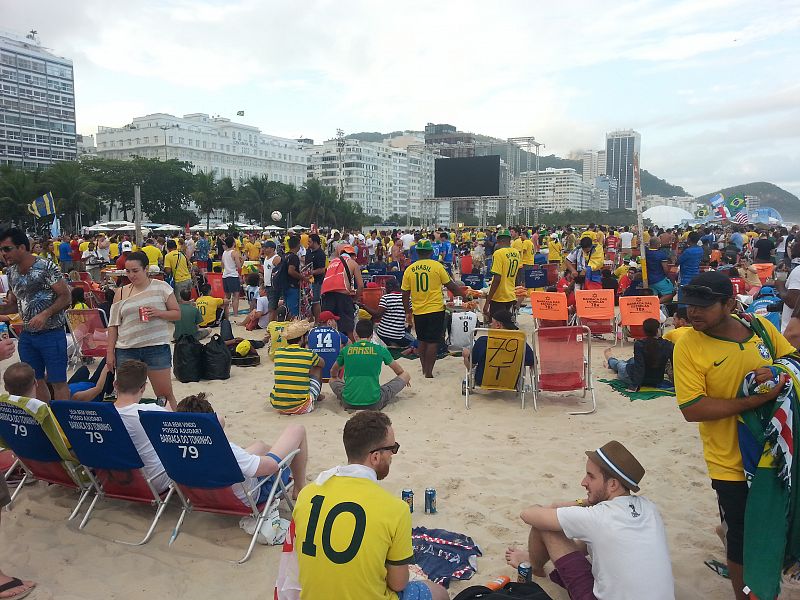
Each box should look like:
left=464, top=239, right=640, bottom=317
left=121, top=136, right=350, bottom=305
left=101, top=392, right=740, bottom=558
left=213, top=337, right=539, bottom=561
left=0, top=577, right=35, bottom=600
left=704, top=559, right=730, bottom=579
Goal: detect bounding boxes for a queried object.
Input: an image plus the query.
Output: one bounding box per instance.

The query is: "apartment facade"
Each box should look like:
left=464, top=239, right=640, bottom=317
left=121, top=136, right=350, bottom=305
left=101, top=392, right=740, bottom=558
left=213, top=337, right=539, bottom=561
left=518, top=168, right=593, bottom=213
left=605, top=129, right=641, bottom=210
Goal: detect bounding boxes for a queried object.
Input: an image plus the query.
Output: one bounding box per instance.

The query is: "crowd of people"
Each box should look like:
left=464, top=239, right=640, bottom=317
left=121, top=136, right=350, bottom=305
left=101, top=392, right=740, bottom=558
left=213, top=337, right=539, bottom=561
left=1, top=217, right=800, bottom=600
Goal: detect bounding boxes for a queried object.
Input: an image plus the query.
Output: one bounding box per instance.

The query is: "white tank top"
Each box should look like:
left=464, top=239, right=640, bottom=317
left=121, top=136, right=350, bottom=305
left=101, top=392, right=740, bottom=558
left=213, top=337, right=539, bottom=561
left=222, top=249, right=238, bottom=278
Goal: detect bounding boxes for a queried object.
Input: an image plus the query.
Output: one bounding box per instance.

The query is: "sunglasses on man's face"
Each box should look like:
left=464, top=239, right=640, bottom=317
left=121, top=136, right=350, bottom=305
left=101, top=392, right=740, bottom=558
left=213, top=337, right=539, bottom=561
left=0, top=245, right=16, bottom=253
left=369, top=442, right=400, bottom=455
left=681, top=284, right=729, bottom=301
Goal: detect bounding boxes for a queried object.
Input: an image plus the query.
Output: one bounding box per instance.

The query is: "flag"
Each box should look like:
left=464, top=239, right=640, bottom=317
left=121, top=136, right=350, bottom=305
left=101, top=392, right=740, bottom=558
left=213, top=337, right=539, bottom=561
left=50, top=215, right=61, bottom=238
left=695, top=206, right=709, bottom=218
left=708, top=192, right=731, bottom=219
left=727, top=193, right=746, bottom=212
left=734, top=210, right=750, bottom=224
left=27, top=191, right=56, bottom=218
left=236, top=110, right=245, bottom=116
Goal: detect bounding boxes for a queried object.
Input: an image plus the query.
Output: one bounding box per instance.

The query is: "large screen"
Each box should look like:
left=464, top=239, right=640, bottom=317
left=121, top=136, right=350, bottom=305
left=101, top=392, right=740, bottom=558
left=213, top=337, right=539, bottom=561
left=435, top=155, right=501, bottom=198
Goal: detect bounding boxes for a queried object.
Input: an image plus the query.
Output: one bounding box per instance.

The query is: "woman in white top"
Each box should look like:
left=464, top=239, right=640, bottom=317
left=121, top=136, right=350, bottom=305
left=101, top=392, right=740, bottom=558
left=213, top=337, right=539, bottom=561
left=107, top=250, right=181, bottom=410
left=221, top=236, right=243, bottom=316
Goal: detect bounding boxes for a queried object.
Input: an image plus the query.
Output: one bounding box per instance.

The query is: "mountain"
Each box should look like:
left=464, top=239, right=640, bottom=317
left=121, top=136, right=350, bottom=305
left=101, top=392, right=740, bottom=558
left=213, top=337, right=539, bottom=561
left=696, top=182, right=800, bottom=221
left=640, top=171, right=689, bottom=197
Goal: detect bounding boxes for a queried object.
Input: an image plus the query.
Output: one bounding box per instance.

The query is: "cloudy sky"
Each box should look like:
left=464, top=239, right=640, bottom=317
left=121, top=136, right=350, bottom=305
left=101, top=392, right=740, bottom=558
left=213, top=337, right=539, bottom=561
left=4, top=0, right=800, bottom=196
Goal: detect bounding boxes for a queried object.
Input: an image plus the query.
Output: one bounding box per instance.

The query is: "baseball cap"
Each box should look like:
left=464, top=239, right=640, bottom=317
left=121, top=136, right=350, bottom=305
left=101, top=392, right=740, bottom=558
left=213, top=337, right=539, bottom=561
left=586, top=440, right=645, bottom=492
left=497, top=229, right=512, bottom=238
left=318, top=310, right=339, bottom=322
left=416, top=239, right=433, bottom=251
left=121, top=241, right=133, bottom=252
left=339, top=243, right=355, bottom=254
left=264, top=240, right=276, bottom=249
left=680, top=271, right=734, bottom=307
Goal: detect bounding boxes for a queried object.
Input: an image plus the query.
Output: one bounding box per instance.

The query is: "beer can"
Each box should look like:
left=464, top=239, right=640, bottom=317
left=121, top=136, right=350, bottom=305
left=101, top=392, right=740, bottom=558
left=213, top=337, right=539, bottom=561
left=517, top=562, right=532, bottom=583
left=0, top=322, right=8, bottom=340
left=139, top=306, right=150, bottom=322
left=424, top=487, right=437, bottom=514
left=402, top=489, right=413, bottom=513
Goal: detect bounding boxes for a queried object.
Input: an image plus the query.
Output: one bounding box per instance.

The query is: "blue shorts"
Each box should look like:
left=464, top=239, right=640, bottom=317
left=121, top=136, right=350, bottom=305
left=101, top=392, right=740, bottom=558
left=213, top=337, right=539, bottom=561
left=397, top=581, right=433, bottom=600
left=650, top=278, right=673, bottom=297
left=18, top=328, right=67, bottom=383
left=284, top=287, right=300, bottom=317
left=116, top=344, right=172, bottom=370
left=255, top=453, right=293, bottom=504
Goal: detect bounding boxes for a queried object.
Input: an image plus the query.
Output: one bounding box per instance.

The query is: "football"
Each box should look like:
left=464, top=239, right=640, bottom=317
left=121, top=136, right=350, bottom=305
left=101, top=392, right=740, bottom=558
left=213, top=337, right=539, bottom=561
left=271, top=210, right=282, bottom=222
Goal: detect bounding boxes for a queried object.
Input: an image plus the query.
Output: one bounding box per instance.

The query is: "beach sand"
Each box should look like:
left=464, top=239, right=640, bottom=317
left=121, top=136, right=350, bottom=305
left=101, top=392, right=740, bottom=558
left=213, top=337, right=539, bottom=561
left=0, top=316, right=751, bottom=599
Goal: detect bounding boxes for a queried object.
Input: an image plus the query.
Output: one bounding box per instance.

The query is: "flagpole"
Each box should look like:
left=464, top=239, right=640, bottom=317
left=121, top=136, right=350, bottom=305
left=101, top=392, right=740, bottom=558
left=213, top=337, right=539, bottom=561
left=134, top=185, right=143, bottom=248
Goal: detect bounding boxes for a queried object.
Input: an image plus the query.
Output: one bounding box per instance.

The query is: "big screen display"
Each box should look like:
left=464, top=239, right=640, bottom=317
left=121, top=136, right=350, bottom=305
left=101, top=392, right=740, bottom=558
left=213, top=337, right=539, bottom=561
left=434, top=155, right=501, bottom=198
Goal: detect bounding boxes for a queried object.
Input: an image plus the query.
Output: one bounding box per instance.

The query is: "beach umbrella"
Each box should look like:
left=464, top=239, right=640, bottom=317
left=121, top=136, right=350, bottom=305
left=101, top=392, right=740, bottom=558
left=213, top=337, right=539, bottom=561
left=642, top=206, right=693, bottom=228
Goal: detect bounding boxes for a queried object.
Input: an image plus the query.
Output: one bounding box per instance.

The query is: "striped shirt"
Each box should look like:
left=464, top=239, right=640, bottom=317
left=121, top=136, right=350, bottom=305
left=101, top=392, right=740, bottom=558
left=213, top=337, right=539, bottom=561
left=108, top=279, right=173, bottom=349
left=375, top=292, right=406, bottom=341
left=270, top=344, right=322, bottom=412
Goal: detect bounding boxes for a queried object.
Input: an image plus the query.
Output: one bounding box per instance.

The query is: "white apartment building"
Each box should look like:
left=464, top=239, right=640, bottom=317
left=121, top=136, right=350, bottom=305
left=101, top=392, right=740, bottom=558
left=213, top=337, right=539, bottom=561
left=518, top=168, right=593, bottom=213
left=95, top=112, right=307, bottom=187
left=306, top=138, right=435, bottom=220
left=641, top=194, right=696, bottom=211
left=0, top=31, right=76, bottom=168
left=581, top=150, right=606, bottom=184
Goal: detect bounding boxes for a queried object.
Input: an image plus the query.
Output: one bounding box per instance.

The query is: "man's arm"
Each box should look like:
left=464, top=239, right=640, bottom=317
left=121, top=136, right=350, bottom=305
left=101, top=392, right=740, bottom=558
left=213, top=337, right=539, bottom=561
left=288, top=256, right=303, bottom=280
left=402, top=289, right=412, bottom=314
left=386, top=565, right=410, bottom=593
left=0, top=289, right=18, bottom=315
left=681, top=373, right=786, bottom=422
left=520, top=505, right=563, bottom=532
left=329, top=362, right=341, bottom=380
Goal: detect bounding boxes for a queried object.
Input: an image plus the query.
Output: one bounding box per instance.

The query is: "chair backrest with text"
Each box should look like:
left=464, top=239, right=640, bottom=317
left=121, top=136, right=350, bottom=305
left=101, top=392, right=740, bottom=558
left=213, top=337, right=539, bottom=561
left=361, top=288, right=384, bottom=312
left=575, top=288, right=616, bottom=336
left=530, top=291, right=569, bottom=327
left=476, top=328, right=527, bottom=392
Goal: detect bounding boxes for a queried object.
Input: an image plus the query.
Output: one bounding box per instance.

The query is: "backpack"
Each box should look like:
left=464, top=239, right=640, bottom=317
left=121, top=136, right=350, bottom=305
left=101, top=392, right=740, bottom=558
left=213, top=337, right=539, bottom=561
left=452, top=582, right=552, bottom=600
left=203, top=334, right=232, bottom=380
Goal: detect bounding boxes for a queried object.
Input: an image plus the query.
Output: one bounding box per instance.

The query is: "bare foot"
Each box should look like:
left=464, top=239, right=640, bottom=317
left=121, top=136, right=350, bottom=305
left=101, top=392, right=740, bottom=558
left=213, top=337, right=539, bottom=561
left=504, top=546, right=529, bottom=569
left=0, top=576, right=36, bottom=599
left=316, top=392, right=326, bottom=403
left=603, top=347, right=613, bottom=368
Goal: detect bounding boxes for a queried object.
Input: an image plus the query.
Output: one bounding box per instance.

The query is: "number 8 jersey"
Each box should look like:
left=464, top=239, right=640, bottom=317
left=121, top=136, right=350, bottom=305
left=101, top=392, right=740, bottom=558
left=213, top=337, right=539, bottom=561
left=293, top=475, right=414, bottom=600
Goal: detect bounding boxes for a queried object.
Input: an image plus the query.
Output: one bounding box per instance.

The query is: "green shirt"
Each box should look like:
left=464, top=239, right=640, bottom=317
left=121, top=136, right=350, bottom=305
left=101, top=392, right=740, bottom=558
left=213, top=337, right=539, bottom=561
left=336, top=340, right=394, bottom=406
left=173, top=303, right=202, bottom=340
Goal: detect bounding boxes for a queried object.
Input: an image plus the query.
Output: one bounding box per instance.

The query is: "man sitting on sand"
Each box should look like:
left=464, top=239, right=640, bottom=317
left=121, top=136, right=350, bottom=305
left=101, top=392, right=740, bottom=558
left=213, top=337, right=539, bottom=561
left=329, top=319, right=411, bottom=411
left=505, top=441, right=674, bottom=600
left=269, top=320, right=325, bottom=415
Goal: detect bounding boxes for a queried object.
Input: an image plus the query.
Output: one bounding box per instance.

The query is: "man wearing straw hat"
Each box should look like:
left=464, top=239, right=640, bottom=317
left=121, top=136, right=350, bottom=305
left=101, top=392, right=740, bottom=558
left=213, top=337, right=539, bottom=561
left=506, top=441, right=674, bottom=600
left=270, top=319, right=325, bottom=415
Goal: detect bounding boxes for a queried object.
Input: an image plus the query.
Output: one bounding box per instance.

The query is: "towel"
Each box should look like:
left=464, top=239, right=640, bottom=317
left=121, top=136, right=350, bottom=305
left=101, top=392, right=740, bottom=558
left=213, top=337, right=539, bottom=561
left=598, top=378, right=675, bottom=401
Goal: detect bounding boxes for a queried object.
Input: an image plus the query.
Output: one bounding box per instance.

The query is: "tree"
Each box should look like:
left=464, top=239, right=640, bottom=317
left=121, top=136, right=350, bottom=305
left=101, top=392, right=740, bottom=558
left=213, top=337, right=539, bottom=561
left=81, top=158, right=137, bottom=220
left=46, top=161, right=99, bottom=231
left=132, top=157, right=194, bottom=223
left=192, top=170, right=219, bottom=230
left=0, top=165, right=48, bottom=227
left=297, top=179, right=339, bottom=225
left=239, top=175, right=272, bottom=224
left=216, top=177, right=236, bottom=223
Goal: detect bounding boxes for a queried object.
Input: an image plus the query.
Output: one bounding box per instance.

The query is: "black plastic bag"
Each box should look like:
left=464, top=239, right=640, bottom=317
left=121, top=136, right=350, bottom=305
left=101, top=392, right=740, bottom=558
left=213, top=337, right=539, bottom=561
left=173, top=334, right=204, bottom=383
left=203, top=334, right=231, bottom=380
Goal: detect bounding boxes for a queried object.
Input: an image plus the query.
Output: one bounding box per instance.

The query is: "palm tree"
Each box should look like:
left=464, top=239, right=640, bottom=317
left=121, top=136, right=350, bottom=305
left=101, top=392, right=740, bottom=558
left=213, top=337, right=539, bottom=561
left=192, top=170, right=219, bottom=229
left=297, top=179, right=339, bottom=226
left=216, top=177, right=237, bottom=223
left=0, top=165, right=48, bottom=226
left=239, top=175, right=272, bottom=225
left=46, top=161, right=98, bottom=231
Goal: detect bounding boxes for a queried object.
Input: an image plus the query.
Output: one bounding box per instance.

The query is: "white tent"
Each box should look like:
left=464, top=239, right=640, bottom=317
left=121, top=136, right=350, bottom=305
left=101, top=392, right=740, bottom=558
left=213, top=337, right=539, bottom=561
left=153, top=224, right=182, bottom=232
left=262, top=225, right=283, bottom=231
left=86, top=223, right=112, bottom=232
left=289, top=225, right=307, bottom=231
left=190, top=224, right=211, bottom=231
left=642, top=206, right=694, bottom=228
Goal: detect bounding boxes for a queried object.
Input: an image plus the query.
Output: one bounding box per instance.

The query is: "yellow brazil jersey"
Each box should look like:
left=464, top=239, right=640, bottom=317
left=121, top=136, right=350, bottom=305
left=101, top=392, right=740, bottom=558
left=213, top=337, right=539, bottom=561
left=511, top=238, right=524, bottom=256
left=490, top=247, right=521, bottom=303
left=613, top=263, right=629, bottom=279
left=293, top=476, right=413, bottom=600
left=521, top=239, right=535, bottom=266
left=300, top=233, right=309, bottom=249
left=195, top=295, right=223, bottom=326
left=547, top=239, right=562, bottom=263
left=244, top=241, right=261, bottom=261
left=663, top=326, right=691, bottom=345
left=449, top=232, right=456, bottom=243
left=476, top=231, right=486, bottom=241
left=109, top=242, right=119, bottom=259
left=401, top=259, right=451, bottom=315
left=142, top=245, right=163, bottom=267
left=79, top=241, right=89, bottom=252
left=267, top=320, right=290, bottom=358
left=674, top=316, right=794, bottom=481
left=460, top=231, right=470, bottom=243
left=164, top=250, right=191, bottom=283
left=269, top=344, right=321, bottom=411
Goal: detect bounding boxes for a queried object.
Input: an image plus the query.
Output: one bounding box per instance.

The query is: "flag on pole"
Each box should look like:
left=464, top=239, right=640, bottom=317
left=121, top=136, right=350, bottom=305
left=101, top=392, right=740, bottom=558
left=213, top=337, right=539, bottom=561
left=27, top=191, right=56, bottom=218
left=50, top=215, right=61, bottom=238
left=726, top=193, right=747, bottom=215
left=708, top=193, right=731, bottom=220
left=734, top=210, right=750, bottom=225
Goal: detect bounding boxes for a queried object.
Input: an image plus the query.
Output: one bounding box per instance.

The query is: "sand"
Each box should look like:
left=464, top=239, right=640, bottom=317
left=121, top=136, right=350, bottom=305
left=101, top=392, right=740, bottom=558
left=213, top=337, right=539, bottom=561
left=0, top=315, right=754, bottom=599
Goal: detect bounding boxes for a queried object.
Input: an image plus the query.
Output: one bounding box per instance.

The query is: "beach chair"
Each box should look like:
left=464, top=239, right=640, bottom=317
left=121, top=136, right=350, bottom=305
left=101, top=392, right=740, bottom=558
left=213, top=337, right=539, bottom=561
left=575, top=288, right=617, bottom=343
left=618, top=296, right=662, bottom=345
left=0, top=394, right=90, bottom=515
left=65, top=308, right=108, bottom=367
left=462, top=273, right=484, bottom=290
left=524, top=266, right=548, bottom=290
left=49, top=401, right=175, bottom=543
left=206, top=272, right=226, bottom=299
left=372, top=275, right=395, bottom=288
left=462, top=328, right=531, bottom=409
left=68, top=280, right=98, bottom=308
left=530, top=291, right=571, bottom=328
left=460, top=254, right=473, bottom=276
left=544, top=263, right=559, bottom=286
left=138, top=411, right=298, bottom=563
left=366, top=263, right=387, bottom=277
left=531, top=325, right=597, bottom=415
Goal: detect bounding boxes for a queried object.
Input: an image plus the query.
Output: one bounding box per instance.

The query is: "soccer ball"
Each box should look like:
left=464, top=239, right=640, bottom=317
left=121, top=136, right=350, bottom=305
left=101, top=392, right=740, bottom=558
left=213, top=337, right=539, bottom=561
left=271, top=210, right=283, bottom=222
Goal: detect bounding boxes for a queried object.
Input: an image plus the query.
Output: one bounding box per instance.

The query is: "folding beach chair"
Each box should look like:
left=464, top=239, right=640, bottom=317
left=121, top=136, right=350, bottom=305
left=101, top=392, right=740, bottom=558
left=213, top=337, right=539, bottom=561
left=530, top=291, right=571, bottom=328
left=544, top=263, right=559, bottom=286
left=462, top=273, right=485, bottom=290
left=0, top=394, right=89, bottom=514
left=575, top=288, right=617, bottom=343
left=65, top=308, right=108, bottom=367
left=531, top=325, right=597, bottom=415
left=49, top=401, right=175, bottom=543
left=138, top=411, right=298, bottom=563
left=366, top=263, right=387, bottom=278
left=68, top=280, right=98, bottom=309
left=618, top=296, right=662, bottom=345
left=462, top=328, right=531, bottom=409
left=206, top=272, right=226, bottom=299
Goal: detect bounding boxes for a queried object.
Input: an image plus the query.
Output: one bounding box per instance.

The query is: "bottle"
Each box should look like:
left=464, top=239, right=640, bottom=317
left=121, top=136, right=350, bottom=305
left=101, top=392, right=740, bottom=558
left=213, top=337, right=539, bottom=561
left=485, top=576, right=509, bottom=591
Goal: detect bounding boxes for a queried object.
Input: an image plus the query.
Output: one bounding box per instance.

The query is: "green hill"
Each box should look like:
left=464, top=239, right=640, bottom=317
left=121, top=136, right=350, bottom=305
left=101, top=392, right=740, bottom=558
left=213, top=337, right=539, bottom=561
left=696, top=182, right=800, bottom=221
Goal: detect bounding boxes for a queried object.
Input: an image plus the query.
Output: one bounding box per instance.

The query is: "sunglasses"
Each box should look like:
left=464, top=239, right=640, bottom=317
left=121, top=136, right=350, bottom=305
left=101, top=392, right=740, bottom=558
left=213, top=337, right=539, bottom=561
left=0, top=246, right=16, bottom=253
left=369, top=442, right=400, bottom=455
left=681, top=284, right=729, bottom=300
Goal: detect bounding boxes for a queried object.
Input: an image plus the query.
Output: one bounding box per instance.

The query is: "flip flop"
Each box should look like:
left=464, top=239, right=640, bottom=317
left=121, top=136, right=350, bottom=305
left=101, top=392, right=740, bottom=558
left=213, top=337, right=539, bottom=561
left=704, top=559, right=730, bottom=579
left=0, top=577, right=35, bottom=600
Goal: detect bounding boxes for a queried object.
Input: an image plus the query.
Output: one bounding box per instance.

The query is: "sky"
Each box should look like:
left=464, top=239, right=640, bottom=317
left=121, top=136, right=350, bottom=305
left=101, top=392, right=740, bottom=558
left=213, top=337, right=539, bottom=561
left=3, top=0, right=800, bottom=197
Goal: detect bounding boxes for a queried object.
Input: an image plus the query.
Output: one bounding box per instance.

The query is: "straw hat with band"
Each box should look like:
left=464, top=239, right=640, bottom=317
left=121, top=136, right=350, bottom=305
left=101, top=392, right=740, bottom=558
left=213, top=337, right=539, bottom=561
left=585, top=440, right=645, bottom=492
left=283, top=320, right=314, bottom=341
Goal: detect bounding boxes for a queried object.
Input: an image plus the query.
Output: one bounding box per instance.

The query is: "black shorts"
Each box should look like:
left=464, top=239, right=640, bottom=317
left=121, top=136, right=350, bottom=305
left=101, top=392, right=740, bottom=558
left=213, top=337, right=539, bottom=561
left=489, top=300, right=516, bottom=319
left=222, top=276, right=241, bottom=294
left=413, top=311, right=445, bottom=343
left=321, top=292, right=355, bottom=335
left=267, top=287, right=280, bottom=311
left=712, top=479, right=748, bottom=564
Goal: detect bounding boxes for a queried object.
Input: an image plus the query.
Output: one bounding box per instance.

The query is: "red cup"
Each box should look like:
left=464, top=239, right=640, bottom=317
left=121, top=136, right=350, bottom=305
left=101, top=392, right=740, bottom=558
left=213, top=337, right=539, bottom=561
left=139, top=307, right=150, bottom=322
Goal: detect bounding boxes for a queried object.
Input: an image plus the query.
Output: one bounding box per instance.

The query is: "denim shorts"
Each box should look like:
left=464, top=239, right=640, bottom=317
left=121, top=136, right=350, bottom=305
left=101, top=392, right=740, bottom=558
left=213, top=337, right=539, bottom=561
left=18, top=328, right=67, bottom=382
left=116, top=344, right=172, bottom=370
left=284, top=287, right=300, bottom=317
left=311, top=282, right=322, bottom=303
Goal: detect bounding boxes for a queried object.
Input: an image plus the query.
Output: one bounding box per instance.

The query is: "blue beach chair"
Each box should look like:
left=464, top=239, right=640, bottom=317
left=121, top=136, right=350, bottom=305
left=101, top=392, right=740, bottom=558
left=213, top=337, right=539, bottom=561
left=49, top=400, right=175, bottom=543
left=139, top=411, right=298, bottom=563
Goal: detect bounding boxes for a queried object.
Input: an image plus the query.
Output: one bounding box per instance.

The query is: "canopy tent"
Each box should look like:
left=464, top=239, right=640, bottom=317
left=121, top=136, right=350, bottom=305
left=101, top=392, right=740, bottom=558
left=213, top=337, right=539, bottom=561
left=262, top=225, right=283, bottom=231
left=642, top=206, right=694, bottom=228
left=189, top=224, right=210, bottom=231
left=289, top=225, right=307, bottom=231
left=153, top=224, right=182, bottom=232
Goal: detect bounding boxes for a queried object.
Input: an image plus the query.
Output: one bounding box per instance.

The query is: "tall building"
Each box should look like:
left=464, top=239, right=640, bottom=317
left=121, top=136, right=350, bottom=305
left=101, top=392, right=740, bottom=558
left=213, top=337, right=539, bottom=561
left=424, top=122, right=475, bottom=158
left=0, top=30, right=77, bottom=168
left=518, top=168, right=593, bottom=213
left=581, top=150, right=606, bottom=184
left=306, top=138, right=435, bottom=220
left=605, top=130, right=641, bottom=210
left=95, top=112, right=307, bottom=187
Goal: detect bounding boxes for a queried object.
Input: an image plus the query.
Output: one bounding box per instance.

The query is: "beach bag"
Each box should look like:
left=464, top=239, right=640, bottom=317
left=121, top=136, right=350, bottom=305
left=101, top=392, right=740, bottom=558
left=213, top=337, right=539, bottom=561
left=220, top=317, right=234, bottom=342
left=173, top=334, right=204, bottom=383
left=203, top=334, right=231, bottom=380
left=453, top=582, right=551, bottom=600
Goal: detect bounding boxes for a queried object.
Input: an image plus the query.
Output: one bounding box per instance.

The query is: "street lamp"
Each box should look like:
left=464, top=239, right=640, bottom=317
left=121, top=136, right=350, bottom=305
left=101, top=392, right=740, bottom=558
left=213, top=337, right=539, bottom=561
left=158, top=124, right=177, bottom=161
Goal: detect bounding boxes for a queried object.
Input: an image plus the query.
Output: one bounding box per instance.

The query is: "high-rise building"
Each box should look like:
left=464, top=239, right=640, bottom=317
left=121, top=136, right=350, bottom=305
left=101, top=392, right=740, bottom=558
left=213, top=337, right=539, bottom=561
left=518, top=168, right=592, bottom=213
left=0, top=30, right=77, bottom=168
left=424, top=122, right=475, bottom=158
left=605, top=130, right=641, bottom=210
left=95, top=112, right=307, bottom=187
left=581, top=150, right=606, bottom=184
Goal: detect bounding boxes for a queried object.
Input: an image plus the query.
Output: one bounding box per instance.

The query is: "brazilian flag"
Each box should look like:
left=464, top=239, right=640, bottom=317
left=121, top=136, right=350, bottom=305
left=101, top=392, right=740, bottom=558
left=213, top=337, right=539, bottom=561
left=27, top=191, right=56, bottom=218
left=695, top=206, right=709, bottom=218
left=726, top=193, right=746, bottom=214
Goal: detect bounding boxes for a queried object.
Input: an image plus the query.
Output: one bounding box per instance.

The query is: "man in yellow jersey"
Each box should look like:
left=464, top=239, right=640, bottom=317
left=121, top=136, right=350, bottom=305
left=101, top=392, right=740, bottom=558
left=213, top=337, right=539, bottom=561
left=547, top=233, right=562, bottom=265
left=675, top=271, right=794, bottom=600
left=244, top=234, right=261, bottom=261
left=401, top=239, right=464, bottom=378
left=520, top=230, right=535, bottom=270
left=485, top=229, right=521, bottom=319
left=141, top=238, right=163, bottom=268
left=195, top=283, right=228, bottom=326
left=294, top=410, right=448, bottom=600
left=566, top=236, right=605, bottom=289
left=510, top=227, right=525, bottom=286
left=163, top=239, right=193, bottom=296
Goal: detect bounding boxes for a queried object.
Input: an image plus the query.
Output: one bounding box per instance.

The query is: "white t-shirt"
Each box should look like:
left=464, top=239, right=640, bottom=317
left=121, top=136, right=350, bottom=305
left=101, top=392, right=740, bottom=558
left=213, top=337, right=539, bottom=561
left=400, top=233, right=415, bottom=251
left=230, top=442, right=261, bottom=503
left=557, top=495, right=674, bottom=600
left=256, top=295, right=271, bottom=329
left=366, top=237, right=380, bottom=256
left=781, top=264, right=800, bottom=331
left=620, top=232, right=634, bottom=249
left=116, top=403, right=171, bottom=494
